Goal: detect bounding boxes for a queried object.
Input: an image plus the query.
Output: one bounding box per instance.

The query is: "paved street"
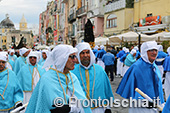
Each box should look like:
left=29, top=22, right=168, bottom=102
left=110, top=76, right=129, bottom=113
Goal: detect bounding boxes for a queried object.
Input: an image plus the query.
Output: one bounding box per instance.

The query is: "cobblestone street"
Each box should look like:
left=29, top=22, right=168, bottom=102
left=110, top=76, right=129, bottom=113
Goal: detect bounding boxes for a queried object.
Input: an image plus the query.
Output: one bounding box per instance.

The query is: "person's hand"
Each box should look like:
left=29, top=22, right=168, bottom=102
left=105, top=109, right=112, bottom=113
left=50, top=104, right=70, bottom=113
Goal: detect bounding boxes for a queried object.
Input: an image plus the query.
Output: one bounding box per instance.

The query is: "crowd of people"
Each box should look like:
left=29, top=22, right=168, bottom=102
left=0, top=41, right=170, bottom=113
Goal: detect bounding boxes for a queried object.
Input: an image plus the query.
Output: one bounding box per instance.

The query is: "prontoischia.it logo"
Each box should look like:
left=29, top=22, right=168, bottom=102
left=53, top=97, right=161, bottom=108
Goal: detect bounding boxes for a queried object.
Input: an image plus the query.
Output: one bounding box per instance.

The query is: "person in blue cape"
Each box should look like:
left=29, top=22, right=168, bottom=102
left=163, top=47, right=170, bottom=100
left=14, top=47, right=30, bottom=74
left=116, top=47, right=126, bottom=76
left=92, top=45, right=98, bottom=57
left=1, top=52, right=15, bottom=71
left=155, top=45, right=168, bottom=86
left=96, top=45, right=106, bottom=69
left=38, top=49, right=50, bottom=66
left=17, top=51, right=46, bottom=112
left=120, top=48, right=129, bottom=63
left=122, top=49, right=136, bottom=77
left=71, top=42, right=114, bottom=113
left=116, top=41, right=164, bottom=113
left=8, top=49, right=17, bottom=62
left=134, top=46, right=141, bottom=59
left=25, top=44, right=92, bottom=113
left=0, top=52, right=24, bottom=113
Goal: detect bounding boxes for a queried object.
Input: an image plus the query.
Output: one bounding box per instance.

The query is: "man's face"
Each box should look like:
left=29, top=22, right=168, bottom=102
left=0, top=60, right=6, bottom=71
left=64, top=53, right=77, bottom=71
left=29, top=56, right=37, bottom=66
left=23, top=50, right=30, bottom=57
left=10, top=52, right=14, bottom=56
left=42, top=52, right=47, bottom=59
left=147, top=49, right=158, bottom=63
left=80, top=49, right=90, bottom=67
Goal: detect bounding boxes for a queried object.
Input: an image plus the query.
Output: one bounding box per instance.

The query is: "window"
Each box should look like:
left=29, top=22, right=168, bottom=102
left=147, top=13, right=152, bottom=17
left=106, top=14, right=117, bottom=28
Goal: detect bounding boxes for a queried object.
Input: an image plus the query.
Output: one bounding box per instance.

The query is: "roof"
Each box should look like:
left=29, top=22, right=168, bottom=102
left=0, top=14, right=14, bottom=28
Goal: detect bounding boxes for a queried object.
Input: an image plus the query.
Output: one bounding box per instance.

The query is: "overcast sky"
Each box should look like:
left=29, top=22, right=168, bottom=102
left=0, top=0, right=50, bottom=29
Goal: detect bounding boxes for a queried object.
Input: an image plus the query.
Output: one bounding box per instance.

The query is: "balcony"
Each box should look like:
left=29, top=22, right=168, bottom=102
left=105, top=0, right=126, bottom=13
left=61, top=0, right=68, bottom=3
left=68, top=12, right=76, bottom=23
left=77, top=24, right=85, bottom=32
left=76, top=6, right=87, bottom=17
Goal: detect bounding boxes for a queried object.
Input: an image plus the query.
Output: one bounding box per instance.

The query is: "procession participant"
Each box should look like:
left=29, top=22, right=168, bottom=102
left=163, top=47, right=170, bottom=100
left=72, top=42, right=114, bottom=113
left=17, top=51, right=46, bottom=110
left=25, top=44, right=92, bottom=113
left=14, top=47, right=30, bottom=74
left=38, top=49, right=50, bottom=66
left=122, top=49, right=136, bottom=77
left=96, top=45, right=106, bottom=69
left=1, top=52, right=14, bottom=71
left=0, top=52, right=24, bottom=113
left=116, top=41, right=164, bottom=113
left=8, top=49, right=17, bottom=62
left=116, top=47, right=126, bottom=77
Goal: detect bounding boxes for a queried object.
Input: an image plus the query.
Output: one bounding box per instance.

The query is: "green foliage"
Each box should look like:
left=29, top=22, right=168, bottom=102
left=161, top=41, right=170, bottom=52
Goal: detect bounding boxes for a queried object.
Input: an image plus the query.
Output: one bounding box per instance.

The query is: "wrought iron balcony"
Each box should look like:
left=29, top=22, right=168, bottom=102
left=68, top=12, right=76, bottom=23
left=76, top=5, right=87, bottom=17
left=105, top=0, right=126, bottom=13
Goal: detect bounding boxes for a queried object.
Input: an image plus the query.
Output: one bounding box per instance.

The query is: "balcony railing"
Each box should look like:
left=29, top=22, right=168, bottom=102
left=105, top=0, right=126, bottom=13
left=77, top=24, right=85, bottom=31
left=76, top=6, right=87, bottom=17
left=68, top=12, right=76, bottom=23
left=61, top=0, right=68, bottom=3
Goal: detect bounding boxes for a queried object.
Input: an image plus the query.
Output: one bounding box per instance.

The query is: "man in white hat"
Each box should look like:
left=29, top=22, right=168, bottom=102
left=17, top=51, right=46, bottom=111
left=116, top=41, right=164, bottom=113
left=72, top=42, right=114, bottom=113
left=8, top=49, right=17, bottom=62
left=25, top=44, right=92, bottom=113
left=38, top=49, right=50, bottom=66
left=0, top=52, right=24, bottom=113
left=14, top=47, right=30, bottom=74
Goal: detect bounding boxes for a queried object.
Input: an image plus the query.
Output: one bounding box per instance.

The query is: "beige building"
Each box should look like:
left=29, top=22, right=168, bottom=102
left=104, top=0, right=134, bottom=37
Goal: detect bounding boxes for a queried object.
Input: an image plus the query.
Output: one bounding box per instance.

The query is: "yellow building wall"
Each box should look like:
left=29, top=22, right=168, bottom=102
left=19, top=23, right=27, bottom=31
left=134, top=0, right=170, bottom=23
left=104, top=8, right=133, bottom=35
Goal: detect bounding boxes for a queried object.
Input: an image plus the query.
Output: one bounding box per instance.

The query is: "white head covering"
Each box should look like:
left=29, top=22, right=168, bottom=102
left=19, top=47, right=29, bottom=56
left=141, top=41, right=158, bottom=64
left=9, top=49, right=15, bottom=55
left=167, top=47, right=170, bottom=55
left=94, top=45, right=99, bottom=50
left=157, top=45, right=163, bottom=51
left=43, top=44, right=78, bottom=73
left=0, top=52, right=8, bottom=61
left=27, top=51, right=38, bottom=65
left=130, top=49, right=136, bottom=55
left=134, top=46, right=139, bottom=51
left=76, top=42, right=95, bottom=69
left=122, top=47, right=126, bottom=51
left=42, top=49, right=50, bottom=58
left=125, top=48, right=129, bottom=53
left=100, top=45, right=105, bottom=50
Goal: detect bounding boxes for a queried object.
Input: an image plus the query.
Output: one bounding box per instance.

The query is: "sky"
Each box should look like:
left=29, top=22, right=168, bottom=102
left=0, top=0, right=50, bottom=30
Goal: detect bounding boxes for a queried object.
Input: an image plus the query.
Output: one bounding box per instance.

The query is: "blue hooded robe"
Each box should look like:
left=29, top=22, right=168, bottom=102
left=25, top=69, right=92, bottom=113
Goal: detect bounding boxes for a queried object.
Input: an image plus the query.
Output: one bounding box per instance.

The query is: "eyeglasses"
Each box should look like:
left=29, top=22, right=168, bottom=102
left=29, top=56, right=37, bottom=59
left=148, top=49, right=158, bottom=53
left=69, top=55, right=77, bottom=59
left=0, top=61, right=6, bottom=64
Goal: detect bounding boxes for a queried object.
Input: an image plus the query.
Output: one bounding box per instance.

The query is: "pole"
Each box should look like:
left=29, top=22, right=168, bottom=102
left=138, top=34, right=141, bottom=52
